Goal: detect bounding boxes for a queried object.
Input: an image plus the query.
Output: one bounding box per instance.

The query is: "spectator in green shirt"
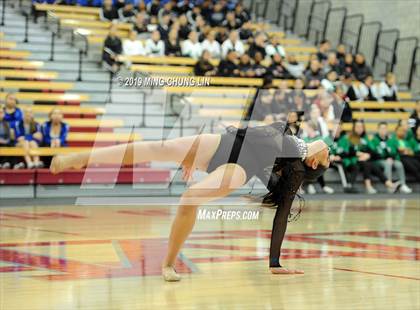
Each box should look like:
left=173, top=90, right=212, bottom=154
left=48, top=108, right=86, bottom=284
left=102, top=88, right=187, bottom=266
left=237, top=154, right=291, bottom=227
left=341, top=120, right=397, bottom=194
left=371, top=122, right=412, bottom=193
left=389, top=124, right=420, bottom=182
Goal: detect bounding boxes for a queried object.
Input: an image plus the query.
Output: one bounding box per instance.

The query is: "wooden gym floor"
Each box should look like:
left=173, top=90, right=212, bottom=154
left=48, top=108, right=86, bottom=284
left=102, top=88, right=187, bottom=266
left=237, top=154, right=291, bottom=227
left=0, top=198, right=418, bottom=310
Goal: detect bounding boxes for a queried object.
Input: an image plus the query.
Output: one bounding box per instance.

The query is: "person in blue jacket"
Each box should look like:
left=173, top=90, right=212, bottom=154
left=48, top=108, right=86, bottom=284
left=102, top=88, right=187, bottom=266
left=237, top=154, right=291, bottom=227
left=13, top=107, right=44, bottom=169
left=42, top=108, right=69, bottom=147
left=3, top=93, right=23, bottom=123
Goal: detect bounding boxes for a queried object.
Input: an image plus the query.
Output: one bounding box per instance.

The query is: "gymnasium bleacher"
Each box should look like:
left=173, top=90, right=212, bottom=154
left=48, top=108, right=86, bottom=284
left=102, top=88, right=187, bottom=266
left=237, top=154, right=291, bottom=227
left=0, top=1, right=418, bottom=198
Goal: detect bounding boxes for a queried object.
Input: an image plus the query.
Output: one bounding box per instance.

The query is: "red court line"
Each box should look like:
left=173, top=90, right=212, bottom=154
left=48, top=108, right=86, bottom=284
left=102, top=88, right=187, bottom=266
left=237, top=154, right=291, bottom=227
left=334, top=267, right=420, bottom=281
left=0, top=224, right=80, bottom=236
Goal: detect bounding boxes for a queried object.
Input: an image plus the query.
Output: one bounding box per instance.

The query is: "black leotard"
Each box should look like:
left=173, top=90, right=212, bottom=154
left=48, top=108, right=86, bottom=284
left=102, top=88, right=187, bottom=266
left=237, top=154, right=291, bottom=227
left=206, top=122, right=312, bottom=268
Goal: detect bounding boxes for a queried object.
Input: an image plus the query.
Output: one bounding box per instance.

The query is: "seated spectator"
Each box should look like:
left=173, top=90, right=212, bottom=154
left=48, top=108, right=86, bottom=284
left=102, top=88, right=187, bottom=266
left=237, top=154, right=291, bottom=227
left=147, top=0, right=161, bottom=17
left=132, top=12, right=148, bottom=35
left=13, top=107, right=43, bottom=169
left=248, top=33, right=267, bottom=59
left=178, top=14, right=191, bottom=40
left=177, top=0, right=193, bottom=15
left=316, top=39, right=331, bottom=63
left=157, top=13, right=171, bottom=41
left=336, top=44, right=346, bottom=64
left=217, top=50, right=239, bottom=77
left=376, top=72, right=399, bottom=102
left=3, top=93, right=23, bottom=123
left=371, top=122, right=412, bottom=193
left=114, top=0, right=125, bottom=10
left=234, top=2, right=251, bottom=25
left=42, top=108, right=69, bottom=148
left=0, top=106, right=13, bottom=169
left=186, top=5, right=201, bottom=24
left=346, top=75, right=378, bottom=102
left=304, top=59, right=324, bottom=89
left=250, top=89, right=276, bottom=122
left=158, top=1, right=173, bottom=23
left=321, top=70, right=338, bottom=93
left=216, top=26, right=229, bottom=45
left=408, top=101, right=420, bottom=133
left=102, top=25, right=123, bottom=72
left=181, top=31, right=202, bottom=59
left=289, top=78, right=310, bottom=115
left=343, top=53, right=354, bottom=76
left=165, top=29, right=182, bottom=56
left=222, top=11, right=241, bottom=30
left=100, top=0, right=119, bottom=22
left=285, top=54, right=305, bottom=78
left=353, top=53, right=372, bottom=81
left=343, top=120, right=397, bottom=193
left=265, top=35, right=286, bottom=58
left=191, top=15, right=207, bottom=40
left=209, top=3, right=225, bottom=27
left=145, top=30, right=165, bottom=56
left=389, top=123, right=420, bottom=182
left=194, top=50, right=217, bottom=76
left=239, top=20, right=254, bottom=41
left=123, top=30, right=146, bottom=56
left=252, top=51, right=267, bottom=78
left=135, top=1, right=148, bottom=15
left=221, top=31, right=244, bottom=58
left=118, top=1, right=136, bottom=22
left=201, top=30, right=221, bottom=58
left=323, top=52, right=343, bottom=76
left=268, top=53, right=291, bottom=79
left=237, top=53, right=255, bottom=78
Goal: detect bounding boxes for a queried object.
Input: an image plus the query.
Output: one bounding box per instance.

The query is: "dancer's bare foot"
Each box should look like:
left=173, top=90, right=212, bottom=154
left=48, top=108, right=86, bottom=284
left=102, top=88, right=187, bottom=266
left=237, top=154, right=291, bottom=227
left=270, top=267, right=304, bottom=274
left=50, top=154, right=86, bottom=174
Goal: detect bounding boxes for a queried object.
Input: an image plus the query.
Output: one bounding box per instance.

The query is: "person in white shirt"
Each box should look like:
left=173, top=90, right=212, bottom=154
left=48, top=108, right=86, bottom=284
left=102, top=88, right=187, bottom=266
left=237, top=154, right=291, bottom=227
left=181, top=31, right=202, bottom=59
left=265, top=36, right=286, bottom=58
left=284, top=54, right=305, bottom=78
left=376, top=72, right=399, bottom=101
left=123, top=31, right=146, bottom=56
left=201, top=30, right=221, bottom=59
left=221, top=31, right=244, bottom=58
left=145, top=30, right=165, bottom=56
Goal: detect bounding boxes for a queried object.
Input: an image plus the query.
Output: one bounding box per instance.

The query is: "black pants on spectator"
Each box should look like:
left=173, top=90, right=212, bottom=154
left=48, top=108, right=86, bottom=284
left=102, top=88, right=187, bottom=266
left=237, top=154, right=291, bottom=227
left=400, top=155, right=420, bottom=181
left=346, top=161, right=387, bottom=186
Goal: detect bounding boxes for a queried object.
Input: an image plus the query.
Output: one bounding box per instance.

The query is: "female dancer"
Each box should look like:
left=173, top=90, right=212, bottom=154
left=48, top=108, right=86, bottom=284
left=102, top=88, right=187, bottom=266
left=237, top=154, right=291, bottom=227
left=50, top=121, right=330, bottom=281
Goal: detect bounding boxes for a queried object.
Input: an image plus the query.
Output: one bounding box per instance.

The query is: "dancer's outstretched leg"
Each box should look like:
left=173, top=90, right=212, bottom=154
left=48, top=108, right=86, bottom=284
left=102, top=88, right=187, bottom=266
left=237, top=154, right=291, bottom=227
left=50, top=134, right=221, bottom=174
left=162, top=163, right=247, bottom=281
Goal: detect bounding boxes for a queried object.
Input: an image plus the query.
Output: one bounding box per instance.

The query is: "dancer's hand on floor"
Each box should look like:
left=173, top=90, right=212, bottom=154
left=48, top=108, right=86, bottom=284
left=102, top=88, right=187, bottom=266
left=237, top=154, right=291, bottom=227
left=270, top=267, right=304, bottom=274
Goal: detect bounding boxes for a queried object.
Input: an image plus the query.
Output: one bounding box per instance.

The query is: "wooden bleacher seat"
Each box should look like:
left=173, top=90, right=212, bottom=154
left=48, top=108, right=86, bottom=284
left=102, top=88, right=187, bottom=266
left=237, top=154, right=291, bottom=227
left=0, top=59, right=44, bottom=69
left=0, top=69, right=58, bottom=80
left=35, top=3, right=100, bottom=15
left=35, top=118, right=124, bottom=128
left=67, top=132, right=140, bottom=143
left=164, top=86, right=257, bottom=96
left=198, top=108, right=243, bottom=117
left=341, top=122, right=398, bottom=132
left=124, top=55, right=199, bottom=66
left=30, top=104, right=104, bottom=115
left=352, top=111, right=410, bottom=120
left=50, top=12, right=98, bottom=21
left=0, top=50, right=31, bottom=59
left=186, top=97, right=249, bottom=106
left=0, top=80, right=74, bottom=91
left=60, top=19, right=133, bottom=31
left=284, top=46, right=317, bottom=54
left=0, top=92, right=89, bottom=103
left=350, top=101, right=416, bottom=110
left=70, top=27, right=129, bottom=37
left=131, top=64, right=194, bottom=75
left=0, top=147, right=91, bottom=156
left=0, top=41, right=17, bottom=49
